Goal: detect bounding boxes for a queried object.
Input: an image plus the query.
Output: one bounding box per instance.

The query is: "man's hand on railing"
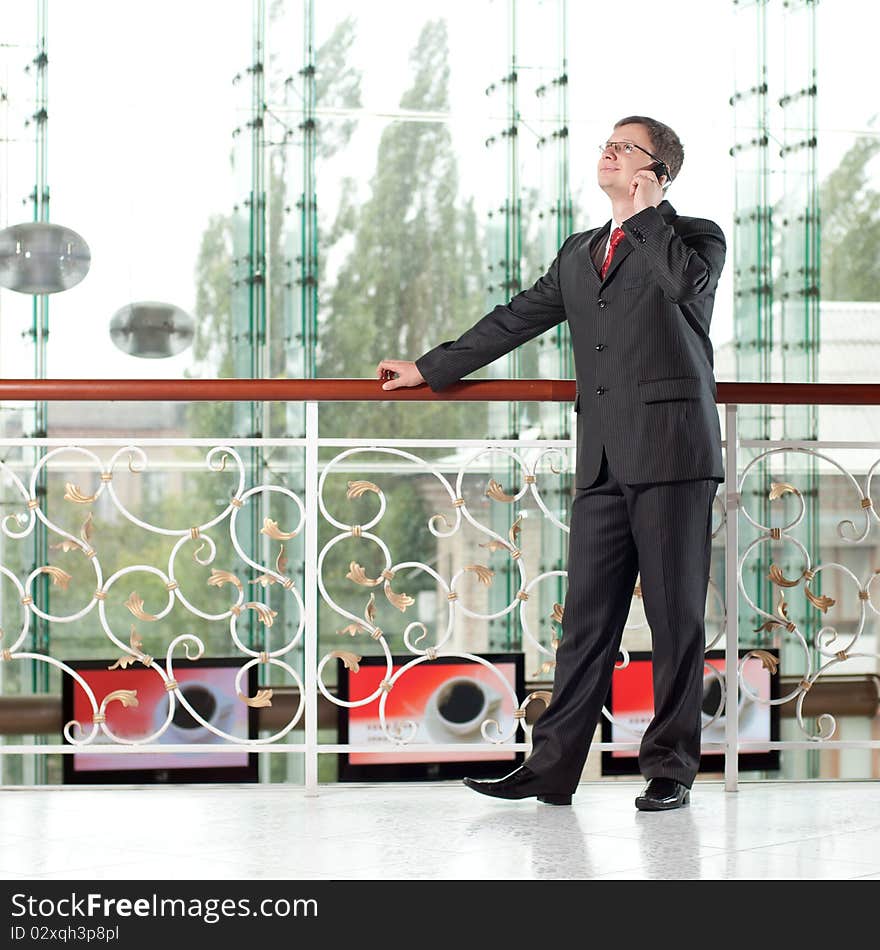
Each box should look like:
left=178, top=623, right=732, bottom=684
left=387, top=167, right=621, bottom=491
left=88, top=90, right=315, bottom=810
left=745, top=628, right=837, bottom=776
left=375, top=359, right=426, bottom=390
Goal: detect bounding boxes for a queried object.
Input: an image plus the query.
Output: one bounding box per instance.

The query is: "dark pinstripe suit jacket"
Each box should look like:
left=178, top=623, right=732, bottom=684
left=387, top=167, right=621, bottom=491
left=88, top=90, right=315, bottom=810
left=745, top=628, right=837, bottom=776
left=415, top=199, right=727, bottom=487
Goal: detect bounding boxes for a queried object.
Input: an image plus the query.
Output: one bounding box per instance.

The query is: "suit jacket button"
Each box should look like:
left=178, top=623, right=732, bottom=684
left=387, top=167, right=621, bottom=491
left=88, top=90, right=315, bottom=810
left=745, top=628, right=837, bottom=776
left=595, top=386, right=606, bottom=395
left=595, top=343, right=605, bottom=351
left=598, top=299, right=607, bottom=308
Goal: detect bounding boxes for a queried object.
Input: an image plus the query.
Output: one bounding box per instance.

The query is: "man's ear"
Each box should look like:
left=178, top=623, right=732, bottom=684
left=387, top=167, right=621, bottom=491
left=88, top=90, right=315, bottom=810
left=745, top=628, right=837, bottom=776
left=651, top=163, right=668, bottom=188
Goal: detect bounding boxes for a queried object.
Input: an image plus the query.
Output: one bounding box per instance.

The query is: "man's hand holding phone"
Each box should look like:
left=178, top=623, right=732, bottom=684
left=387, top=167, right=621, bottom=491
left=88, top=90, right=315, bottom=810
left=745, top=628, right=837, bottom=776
left=375, top=359, right=426, bottom=390
left=629, top=169, right=665, bottom=214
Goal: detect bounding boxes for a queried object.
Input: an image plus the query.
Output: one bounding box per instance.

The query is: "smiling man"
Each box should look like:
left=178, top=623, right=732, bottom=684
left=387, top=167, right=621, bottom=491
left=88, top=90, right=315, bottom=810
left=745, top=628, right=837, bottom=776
left=375, top=115, right=726, bottom=812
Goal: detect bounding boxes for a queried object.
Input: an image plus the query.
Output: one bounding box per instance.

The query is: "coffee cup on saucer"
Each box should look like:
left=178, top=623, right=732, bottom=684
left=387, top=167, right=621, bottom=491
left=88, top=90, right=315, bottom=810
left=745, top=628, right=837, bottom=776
left=423, top=676, right=502, bottom=739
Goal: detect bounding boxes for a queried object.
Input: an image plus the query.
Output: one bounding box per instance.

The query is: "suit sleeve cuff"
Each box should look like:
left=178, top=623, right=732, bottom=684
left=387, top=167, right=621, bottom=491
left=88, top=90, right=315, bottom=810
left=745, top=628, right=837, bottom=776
left=415, top=350, right=454, bottom=392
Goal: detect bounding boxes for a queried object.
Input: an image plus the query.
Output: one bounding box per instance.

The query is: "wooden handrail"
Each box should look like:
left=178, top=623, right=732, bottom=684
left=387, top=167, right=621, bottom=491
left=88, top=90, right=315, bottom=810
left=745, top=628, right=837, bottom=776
left=0, top=378, right=878, bottom=405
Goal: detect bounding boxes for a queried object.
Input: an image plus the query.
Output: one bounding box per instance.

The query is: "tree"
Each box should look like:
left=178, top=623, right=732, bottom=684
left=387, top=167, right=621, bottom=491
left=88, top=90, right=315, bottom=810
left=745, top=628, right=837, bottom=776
left=818, top=134, right=880, bottom=300
left=186, top=214, right=236, bottom=437
left=312, top=19, right=499, bottom=653
left=317, top=18, right=485, bottom=444
left=185, top=15, right=364, bottom=442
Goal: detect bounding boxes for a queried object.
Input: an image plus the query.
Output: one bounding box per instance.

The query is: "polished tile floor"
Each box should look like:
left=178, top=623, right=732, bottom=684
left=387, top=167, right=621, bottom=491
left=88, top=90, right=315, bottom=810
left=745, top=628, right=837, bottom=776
left=1, top=780, right=879, bottom=880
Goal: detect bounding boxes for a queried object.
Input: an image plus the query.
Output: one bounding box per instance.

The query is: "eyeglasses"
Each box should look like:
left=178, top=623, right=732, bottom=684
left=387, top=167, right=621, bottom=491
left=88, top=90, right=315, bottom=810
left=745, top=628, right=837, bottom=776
left=598, top=141, right=672, bottom=182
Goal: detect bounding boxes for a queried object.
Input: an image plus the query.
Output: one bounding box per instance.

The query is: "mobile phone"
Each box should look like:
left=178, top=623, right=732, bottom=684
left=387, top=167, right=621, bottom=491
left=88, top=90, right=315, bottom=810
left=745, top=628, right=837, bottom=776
left=652, top=160, right=670, bottom=184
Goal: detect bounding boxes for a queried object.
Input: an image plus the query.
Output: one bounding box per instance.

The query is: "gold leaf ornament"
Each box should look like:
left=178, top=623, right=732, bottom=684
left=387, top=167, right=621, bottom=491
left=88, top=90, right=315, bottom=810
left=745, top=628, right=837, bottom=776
left=39, top=565, right=72, bottom=590
left=752, top=592, right=792, bottom=634
left=330, top=650, right=362, bottom=673
left=463, top=564, right=495, bottom=586
left=338, top=622, right=366, bottom=637
left=385, top=581, right=414, bottom=612
left=109, top=625, right=145, bottom=670
left=486, top=478, right=516, bottom=503
left=247, top=545, right=292, bottom=588
left=129, top=625, right=143, bottom=653
left=754, top=619, right=785, bottom=634
left=124, top=592, right=158, bottom=621
left=81, top=511, right=94, bottom=544
left=50, top=513, right=95, bottom=555
left=49, top=538, right=81, bottom=554
left=550, top=602, right=564, bottom=625
left=250, top=573, right=276, bottom=589
left=346, top=561, right=382, bottom=587
left=769, top=481, right=798, bottom=501
left=238, top=688, right=273, bottom=708
left=805, top=584, right=836, bottom=613
left=346, top=480, right=381, bottom=499
left=768, top=563, right=801, bottom=588
left=208, top=569, right=243, bottom=591
left=478, top=538, right=511, bottom=553
left=775, top=590, right=790, bottom=620
left=509, top=512, right=523, bottom=547
left=245, top=602, right=278, bottom=627
left=103, top=689, right=139, bottom=710
left=261, top=518, right=297, bottom=541
left=63, top=482, right=98, bottom=504
left=751, top=649, right=780, bottom=674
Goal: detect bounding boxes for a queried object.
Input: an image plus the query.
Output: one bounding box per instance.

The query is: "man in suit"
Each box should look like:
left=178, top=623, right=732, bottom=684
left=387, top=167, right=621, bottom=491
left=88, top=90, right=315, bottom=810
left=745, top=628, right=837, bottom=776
left=375, top=115, right=726, bottom=811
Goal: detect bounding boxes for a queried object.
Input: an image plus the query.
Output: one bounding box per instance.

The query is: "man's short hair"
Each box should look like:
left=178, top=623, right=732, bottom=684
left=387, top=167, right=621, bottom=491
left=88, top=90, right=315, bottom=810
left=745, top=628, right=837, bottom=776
left=613, top=115, right=684, bottom=184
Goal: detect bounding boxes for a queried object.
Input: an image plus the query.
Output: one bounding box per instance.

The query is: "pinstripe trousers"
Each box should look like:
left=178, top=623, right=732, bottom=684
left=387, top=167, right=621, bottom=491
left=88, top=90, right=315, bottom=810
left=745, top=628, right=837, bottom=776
left=523, top=445, right=719, bottom=792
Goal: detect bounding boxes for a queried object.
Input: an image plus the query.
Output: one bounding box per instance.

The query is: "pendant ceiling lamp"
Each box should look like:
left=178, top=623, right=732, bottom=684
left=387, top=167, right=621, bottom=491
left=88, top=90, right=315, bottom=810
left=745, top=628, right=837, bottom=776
left=109, top=301, right=195, bottom=359
left=0, top=222, right=91, bottom=294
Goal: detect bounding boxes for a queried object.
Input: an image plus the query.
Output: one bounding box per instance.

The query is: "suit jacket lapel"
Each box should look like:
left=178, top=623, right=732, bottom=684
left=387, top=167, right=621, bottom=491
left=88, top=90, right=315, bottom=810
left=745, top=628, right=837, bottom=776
left=583, top=200, right=678, bottom=288
left=585, top=224, right=609, bottom=288
left=597, top=200, right=677, bottom=287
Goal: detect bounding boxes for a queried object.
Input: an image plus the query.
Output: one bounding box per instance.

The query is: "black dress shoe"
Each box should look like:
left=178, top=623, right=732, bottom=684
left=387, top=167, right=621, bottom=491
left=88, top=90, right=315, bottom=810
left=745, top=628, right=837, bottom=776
left=463, top=764, right=572, bottom=805
left=634, top=777, right=691, bottom=811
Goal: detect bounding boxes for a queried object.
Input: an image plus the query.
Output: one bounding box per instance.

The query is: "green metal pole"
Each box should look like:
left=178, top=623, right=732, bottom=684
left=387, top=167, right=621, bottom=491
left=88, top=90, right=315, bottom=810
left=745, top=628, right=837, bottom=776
left=30, top=0, right=49, bottom=784
left=778, top=0, right=820, bottom=776
left=300, top=0, right=317, bottom=381
left=247, top=0, right=268, bottom=652
left=731, top=0, right=772, bottom=710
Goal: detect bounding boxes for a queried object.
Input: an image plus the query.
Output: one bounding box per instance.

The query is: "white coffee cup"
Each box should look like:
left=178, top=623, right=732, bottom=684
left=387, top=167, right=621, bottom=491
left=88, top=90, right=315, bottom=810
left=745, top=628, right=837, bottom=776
left=156, top=681, right=237, bottom=743
left=423, top=676, right=502, bottom=737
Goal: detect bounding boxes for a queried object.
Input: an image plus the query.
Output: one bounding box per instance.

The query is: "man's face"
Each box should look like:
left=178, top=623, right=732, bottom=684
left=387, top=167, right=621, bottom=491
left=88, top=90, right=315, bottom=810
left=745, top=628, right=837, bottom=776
left=597, top=123, right=667, bottom=196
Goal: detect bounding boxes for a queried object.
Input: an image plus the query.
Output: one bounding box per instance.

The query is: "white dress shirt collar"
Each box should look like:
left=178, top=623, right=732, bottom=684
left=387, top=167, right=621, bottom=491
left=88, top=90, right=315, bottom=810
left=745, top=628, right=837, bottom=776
left=604, top=217, right=622, bottom=260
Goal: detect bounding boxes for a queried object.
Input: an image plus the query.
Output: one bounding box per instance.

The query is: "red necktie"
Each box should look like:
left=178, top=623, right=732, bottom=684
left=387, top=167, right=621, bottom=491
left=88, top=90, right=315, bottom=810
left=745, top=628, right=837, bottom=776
left=600, top=226, right=626, bottom=279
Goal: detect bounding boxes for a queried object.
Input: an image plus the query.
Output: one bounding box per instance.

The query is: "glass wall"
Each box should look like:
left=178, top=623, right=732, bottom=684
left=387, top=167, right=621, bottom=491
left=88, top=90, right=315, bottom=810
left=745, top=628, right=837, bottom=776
left=1, top=0, right=877, bottom=784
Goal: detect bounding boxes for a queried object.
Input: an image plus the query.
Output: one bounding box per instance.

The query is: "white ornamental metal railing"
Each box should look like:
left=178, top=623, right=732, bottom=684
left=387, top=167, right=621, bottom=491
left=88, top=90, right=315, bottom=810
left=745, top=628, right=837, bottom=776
left=0, top=380, right=878, bottom=793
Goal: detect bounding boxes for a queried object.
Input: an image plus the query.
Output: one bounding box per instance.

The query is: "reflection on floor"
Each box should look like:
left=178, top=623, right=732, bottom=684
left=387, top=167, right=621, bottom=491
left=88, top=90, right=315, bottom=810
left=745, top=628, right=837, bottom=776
left=0, top=780, right=878, bottom=880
